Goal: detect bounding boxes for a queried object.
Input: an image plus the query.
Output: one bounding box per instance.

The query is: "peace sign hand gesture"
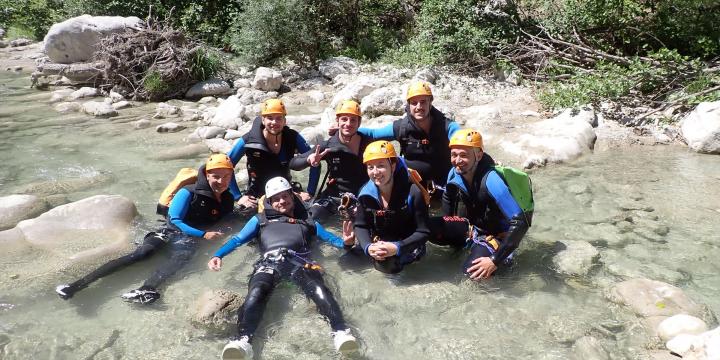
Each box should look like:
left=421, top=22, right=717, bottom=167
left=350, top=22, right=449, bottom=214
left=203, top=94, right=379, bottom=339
left=307, top=144, right=329, bottom=167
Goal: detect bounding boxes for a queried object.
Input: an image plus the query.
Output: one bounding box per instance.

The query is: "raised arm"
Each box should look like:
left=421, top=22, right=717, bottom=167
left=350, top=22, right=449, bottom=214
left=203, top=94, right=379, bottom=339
left=357, top=123, right=395, bottom=140
left=295, top=133, right=320, bottom=195
left=226, top=138, right=247, bottom=200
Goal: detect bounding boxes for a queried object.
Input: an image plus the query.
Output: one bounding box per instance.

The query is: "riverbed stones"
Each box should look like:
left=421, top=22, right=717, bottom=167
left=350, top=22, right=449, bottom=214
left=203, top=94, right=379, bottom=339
left=204, top=138, right=233, bottom=153
left=54, top=101, right=81, bottom=113
left=18, top=171, right=116, bottom=196
left=607, top=279, right=705, bottom=318
left=191, top=289, right=242, bottom=328
left=307, top=90, right=325, bottom=103
left=82, top=101, right=117, bottom=117
left=154, top=102, right=181, bottom=118
left=43, top=15, right=142, bottom=63
left=68, top=86, right=99, bottom=100
left=252, top=67, right=283, bottom=91
left=192, top=126, right=226, bottom=140
left=156, top=122, right=185, bottom=133
left=185, top=78, right=232, bottom=99
left=361, top=87, right=404, bottom=116
left=132, top=118, right=151, bottom=129
left=0, top=195, right=47, bottom=230
left=331, top=77, right=380, bottom=108
left=680, top=100, right=720, bottom=154
left=665, top=327, right=720, bottom=359
left=552, top=240, right=599, bottom=276
left=319, top=56, right=359, bottom=80
left=14, top=195, right=137, bottom=262
left=657, top=314, right=708, bottom=341
left=210, top=95, right=245, bottom=129
left=457, top=105, right=502, bottom=128
left=413, top=67, right=439, bottom=84
left=111, top=100, right=131, bottom=110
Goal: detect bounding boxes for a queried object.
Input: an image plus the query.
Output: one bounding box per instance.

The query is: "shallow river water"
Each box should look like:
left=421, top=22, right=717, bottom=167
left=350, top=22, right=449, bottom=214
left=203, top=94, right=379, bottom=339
left=1, top=71, right=719, bottom=359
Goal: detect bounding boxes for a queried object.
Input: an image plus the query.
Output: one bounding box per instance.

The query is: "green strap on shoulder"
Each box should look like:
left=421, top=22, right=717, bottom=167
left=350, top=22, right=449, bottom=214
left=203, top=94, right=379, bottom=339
left=493, top=165, right=534, bottom=213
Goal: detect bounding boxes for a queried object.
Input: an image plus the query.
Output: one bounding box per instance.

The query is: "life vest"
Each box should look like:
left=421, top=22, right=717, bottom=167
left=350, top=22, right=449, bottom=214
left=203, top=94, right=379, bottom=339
left=392, top=106, right=454, bottom=186
left=318, top=133, right=372, bottom=196
left=157, top=167, right=198, bottom=216
left=256, top=195, right=316, bottom=254
left=176, top=165, right=235, bottom=227
left=242, top=117, right=299, bottom=197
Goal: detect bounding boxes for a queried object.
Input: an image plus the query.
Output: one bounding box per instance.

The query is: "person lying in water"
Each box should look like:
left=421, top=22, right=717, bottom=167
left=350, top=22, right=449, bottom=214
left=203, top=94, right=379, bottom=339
left=55, top=154, right=236, bottom=304
left=208, top=176, right=358, bottom=359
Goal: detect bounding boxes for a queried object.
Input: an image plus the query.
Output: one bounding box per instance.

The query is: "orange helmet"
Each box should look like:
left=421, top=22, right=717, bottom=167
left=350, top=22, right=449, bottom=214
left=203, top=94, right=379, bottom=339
left=449, top=129, right=483, bottom=149
left=335, top=99, right=361, bottom=117
left=205, top=153, right=234, bottom=171
left=363, top=141, right=398, bottom=163
left=406, top=81, right=433, bottom=100
left=261, top=98, right=287, bottom=116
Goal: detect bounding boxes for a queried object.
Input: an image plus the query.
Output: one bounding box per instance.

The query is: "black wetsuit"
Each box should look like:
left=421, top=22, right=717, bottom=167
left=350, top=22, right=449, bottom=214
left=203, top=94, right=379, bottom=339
left=289, top=133, right=372, bottom=222
left=213, top=196, right=349, bottom=340
left=354, top=159, right=431, bottom=274
left=61, top=164, right=235, bottom=297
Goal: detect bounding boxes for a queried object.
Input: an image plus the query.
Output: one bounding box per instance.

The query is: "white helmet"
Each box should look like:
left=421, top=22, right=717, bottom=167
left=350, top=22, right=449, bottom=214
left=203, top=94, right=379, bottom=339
left=265, top=177, right=292, bottom=198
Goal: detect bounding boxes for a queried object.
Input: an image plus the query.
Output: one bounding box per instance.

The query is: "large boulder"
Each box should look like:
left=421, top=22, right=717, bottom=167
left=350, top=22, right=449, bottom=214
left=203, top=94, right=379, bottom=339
left=658, top=314, right=708, bottom=341
left=330, top=77, right=381, bottom=108
left=252, top=67, right=283, bottom=91
left=360, top=87, right=404, bottom=116
left=0, top=195, right=48, bottom=230
left=14, top=195, right=137, bottom=262
left=552, top=240, right=599, bottom=276
left=210, top=95, right=245, bottom=129
left=185, top=78, right=232, bottom=99
left=607, top=278, right=707, bottom=318
left=666, top=326, right=720, bottom=359
left=43, top=15, right=142, bottom=63
left=681, top=101, right=720, bottom=154
left=318, top=56, right=358, bottom=80
left=500, top=107, right=597, bottom=169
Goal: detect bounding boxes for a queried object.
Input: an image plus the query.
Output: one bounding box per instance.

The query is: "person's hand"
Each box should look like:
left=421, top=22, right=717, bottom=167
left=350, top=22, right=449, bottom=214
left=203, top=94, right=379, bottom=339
left=297, top=191, right=312, bottom=202
left=466, top=257, right=497, bottom=281
left=238, top=195, right=257, bottom=209
left=328, top=125, right=339, bottom=136
left=342, top=220, right=355, bottom=246
left=375, top=241, right=398, bottom=257
left=203, top=231, right=224, bottom=240
left=208, top=257, right=223, bottom=271
left=307, top=145, right=329, bottom=167
left=368, top=243, right=387, bottom=260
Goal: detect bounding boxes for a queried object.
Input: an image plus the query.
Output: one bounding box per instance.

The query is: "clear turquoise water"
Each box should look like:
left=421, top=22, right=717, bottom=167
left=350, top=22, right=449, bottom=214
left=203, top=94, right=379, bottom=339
left=1, top=71, right=719, bottom=359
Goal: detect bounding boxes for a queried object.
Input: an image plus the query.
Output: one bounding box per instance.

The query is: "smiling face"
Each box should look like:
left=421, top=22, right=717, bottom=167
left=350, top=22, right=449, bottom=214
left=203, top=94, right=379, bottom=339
left=407, top=95, right=432, bottom=121
left=366, top=158, right=395, bottom=188
left=206, top=168, right=234, bottom=194
left=336, top=114, right=360, bottom=138
left=262, top=114, right=286, bottom=135
left=450, top=146, right=482, bottom=176
left=269, top=189, right=295, bottom=215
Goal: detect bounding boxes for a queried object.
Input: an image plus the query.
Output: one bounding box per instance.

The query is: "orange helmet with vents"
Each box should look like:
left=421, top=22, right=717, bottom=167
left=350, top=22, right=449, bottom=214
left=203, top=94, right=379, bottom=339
left=406, top=81, right=433, bottom=100
left=335, top=99, right=361, bottom=117
left=363, top=141, right=398, bottom=163
left=205, top=153, right=234, bottom=171
left=449, top=129, right=484, bottom=149
left=261, top=98, right=287, bottom=116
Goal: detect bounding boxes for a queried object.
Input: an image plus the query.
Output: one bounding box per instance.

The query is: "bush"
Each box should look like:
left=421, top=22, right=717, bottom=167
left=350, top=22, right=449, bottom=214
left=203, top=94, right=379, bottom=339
left=0, top=0, right=64, bottom=40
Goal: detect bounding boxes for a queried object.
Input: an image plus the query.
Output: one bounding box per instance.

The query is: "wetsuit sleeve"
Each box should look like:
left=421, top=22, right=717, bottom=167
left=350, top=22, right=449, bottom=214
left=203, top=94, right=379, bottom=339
left=485, top=171, right=529, bottom=265
left=395, top=186, right=431, bottom=254
left=213, top=216, right=260, bottom=258
left=168, top=188, right=206, bottom=238
left=295, top=133, right=320, bottom=195
left=357, top=123, right=395, bottom=140
left=353, top=201, right=374, bottom=255
left=289, top=146, right=315, bottom=171
left=442, top=183, right=460, bottom=216
left=315, top=223, right=344, bottom=249
left=446, top=121, right=460, bottom=140
left=227, top=138, right=247, bottom=200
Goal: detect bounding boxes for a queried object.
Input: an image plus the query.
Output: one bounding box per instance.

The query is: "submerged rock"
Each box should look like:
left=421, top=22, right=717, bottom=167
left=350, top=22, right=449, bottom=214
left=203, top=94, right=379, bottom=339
left=607, top=278, right=706, bottom=318
left=552, top=240, right=599, bottom=276
left=82, top=101, right=117, bottom=117
left=658, top=314, right=708, bottom=341
left=0, top=195, right=48, bottom=230
left=156, top=122, right=186, bottom=133
left=18, top=171, right=116, bottom=196
left=572, top=336, right=609, bottom=360
left=151, top=144, right=208, bottom=160
left=191, top=289, right=242, bottom=328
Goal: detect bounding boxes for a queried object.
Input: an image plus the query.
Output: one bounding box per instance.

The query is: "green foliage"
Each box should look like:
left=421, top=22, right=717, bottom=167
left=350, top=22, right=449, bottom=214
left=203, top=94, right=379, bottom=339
left=538, top=62, right=634, bottom=109
left=190, top=49, right=223, bottom=81
left=143, top=71, right=169, bottom=100
left=5, top=25, right=35, bottom=40
left=0, top=0, right=64, bottom=40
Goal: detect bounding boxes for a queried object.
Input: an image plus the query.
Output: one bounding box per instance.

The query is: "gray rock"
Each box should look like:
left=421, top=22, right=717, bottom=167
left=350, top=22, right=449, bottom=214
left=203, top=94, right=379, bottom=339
left=48, top=88, right=74, bottom=103
left=156, top=122, right=186, bottom=133
left=204, top=138, right=232, bottom=153
left=43, top=15, right=142, bottom=63
left=680, top=101, right=720, bottom=154
left=0, top=28, right=4, bottom=39
left=307, top=90, right=325, bottom=103
left=457, top=105, right=501, bottom=128
left=151, top=144, right=208, bottom=160
left=18, top=171, right=116, bottom=196
left=14, top=195, right=137, bottom=262
left=9, top=38, right=32, bottom=47
left=413, top=68, right=439, bottom=84
left=607, top=278, right=706, bottom=318
left=108, top=90, right=124, bottom=102
left=54, top=101, right=81, bottom=113
left=252, top=67, right=283, bottom=91
left=132, top=119, right=151, bottom=129
left=154, top=102, right=181, bottom=118
left=299, top=126, right=326, bottom=147
left=111, top=100, right=131, bottom=110
left=318, top=56, right=358, bottom=80
left=0, top=40, right=7, bottom=48
left=185, top=78, right=232, bottom=99
left=233, top=78, right=251, bottom=89
left=224, top=129, right=243, bottom=140
left=192, top=289, right=243, bottom=328
left=360, top=87, right=404, bottom=116
left=553, top=240, right=599, bottom=276
left=198, top=96, right=217, bottom=104
left=193, top=126, right=226, bottom=139
left=658, top=314, right=708, bottom=341
left=210, top=95, right=245, bottom=129
left=81, top=101, right=117, bottom=117
left=0, top=195, right=47, bottom=230
left=330, top=76, right=380, bottom=108
left=68, top=87, right=99, bottom=100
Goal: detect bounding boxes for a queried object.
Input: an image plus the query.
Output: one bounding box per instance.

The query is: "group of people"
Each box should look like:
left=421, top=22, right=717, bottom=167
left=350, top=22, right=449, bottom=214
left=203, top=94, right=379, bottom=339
left=55, top=81, right=532, bottom=359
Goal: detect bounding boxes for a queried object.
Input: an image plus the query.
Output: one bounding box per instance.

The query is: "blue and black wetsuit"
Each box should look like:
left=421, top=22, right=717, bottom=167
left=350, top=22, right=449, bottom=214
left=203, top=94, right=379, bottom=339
left=289, top=132, right=373, bottom=222
left=354, top=159, right=431, bottom=274
left=442, top=153, right=530, bottom=273
left=213, top=196, right=349, bottom=341
left=60, top=164, right=235, bottom=298
left=358, top=106, right=460, bottom=188
left=228, top=116, right=319, bottom=199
